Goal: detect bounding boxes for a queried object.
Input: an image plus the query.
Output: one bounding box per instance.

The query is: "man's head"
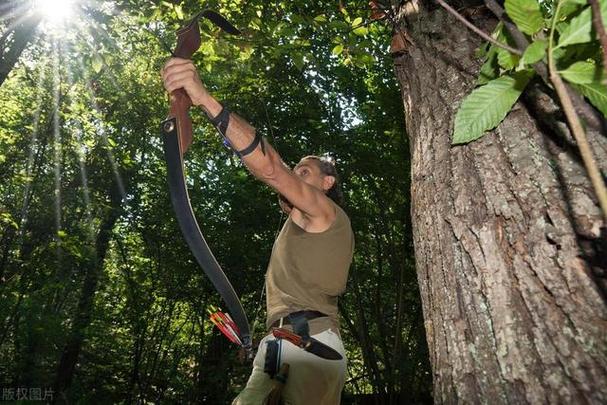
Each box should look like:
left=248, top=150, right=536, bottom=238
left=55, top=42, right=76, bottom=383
left=294, top=155, right=344, bottom=206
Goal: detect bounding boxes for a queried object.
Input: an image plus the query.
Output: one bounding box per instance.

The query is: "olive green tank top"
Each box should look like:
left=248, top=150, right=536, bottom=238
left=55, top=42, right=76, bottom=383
left=265, top=202, right=354, bottom=333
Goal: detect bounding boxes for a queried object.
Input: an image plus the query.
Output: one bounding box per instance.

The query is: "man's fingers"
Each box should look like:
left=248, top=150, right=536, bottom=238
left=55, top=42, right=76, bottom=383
left=161, top=57, right=208, bottom=105
left=163, top=57, right=190, bottom=70
left=164, top=70, right=196, bottom=93
left=161, top=58, right=195, bottom=79
left=162, top=61, right=196, bottom=85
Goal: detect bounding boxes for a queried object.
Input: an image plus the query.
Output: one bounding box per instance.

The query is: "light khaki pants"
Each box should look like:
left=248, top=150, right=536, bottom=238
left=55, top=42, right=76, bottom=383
left=232, top=328, right=347, bottom=405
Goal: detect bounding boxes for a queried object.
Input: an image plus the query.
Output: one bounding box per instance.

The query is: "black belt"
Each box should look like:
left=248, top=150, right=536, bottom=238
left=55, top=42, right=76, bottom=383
left=270, top=310, right=326, bottom=329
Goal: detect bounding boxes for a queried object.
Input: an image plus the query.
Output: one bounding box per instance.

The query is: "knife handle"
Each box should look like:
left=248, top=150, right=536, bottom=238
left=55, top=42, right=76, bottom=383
left=271, top=327, right=303, bottom=346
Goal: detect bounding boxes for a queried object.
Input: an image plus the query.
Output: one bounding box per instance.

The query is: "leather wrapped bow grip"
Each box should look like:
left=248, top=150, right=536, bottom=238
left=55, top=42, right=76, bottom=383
left=168, top=15, right=201, bottom=153
left=168, top=10, right=241, bottom=153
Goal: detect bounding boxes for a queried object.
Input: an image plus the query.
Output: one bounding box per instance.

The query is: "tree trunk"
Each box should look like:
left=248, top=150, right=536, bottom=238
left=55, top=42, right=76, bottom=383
left=392, top=1, right=607, bottom=403
left=195, top=327, right=231, bottom=403
left=53, top=186, right=122, bottom=397
left=0, top=1, right=42, bottom=87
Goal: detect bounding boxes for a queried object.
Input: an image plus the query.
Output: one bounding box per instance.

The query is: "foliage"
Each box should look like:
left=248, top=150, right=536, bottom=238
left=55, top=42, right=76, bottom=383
left=454, top=71, right=532, bottom=144
left=452, top=0, right=607, bottom=145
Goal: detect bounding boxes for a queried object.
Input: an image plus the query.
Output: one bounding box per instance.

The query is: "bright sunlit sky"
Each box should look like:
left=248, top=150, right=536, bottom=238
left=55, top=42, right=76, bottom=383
left=36, top=0, right=77, bottom=24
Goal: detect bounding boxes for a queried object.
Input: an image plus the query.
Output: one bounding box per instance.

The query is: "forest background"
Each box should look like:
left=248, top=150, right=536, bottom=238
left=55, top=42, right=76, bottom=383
left=0, top=0, right=432, bottom=403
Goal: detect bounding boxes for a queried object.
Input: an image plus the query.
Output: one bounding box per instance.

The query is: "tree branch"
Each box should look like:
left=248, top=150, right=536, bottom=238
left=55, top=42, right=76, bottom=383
left=549, top=1, right=607, bottom=221
left=436, top=0, right=523, bottom=55
left=588, top=0, right=607, bottom=84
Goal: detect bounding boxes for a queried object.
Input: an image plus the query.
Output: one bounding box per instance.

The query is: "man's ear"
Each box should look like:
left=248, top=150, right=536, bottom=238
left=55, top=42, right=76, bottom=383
left=323, top=175, right=336, bottom=191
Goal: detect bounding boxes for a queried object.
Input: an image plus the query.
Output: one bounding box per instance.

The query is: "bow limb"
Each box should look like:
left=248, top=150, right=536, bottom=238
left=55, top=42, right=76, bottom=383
left=161, top=11, right=251, bottom=354
left=161, top=122, right=252, bottom=352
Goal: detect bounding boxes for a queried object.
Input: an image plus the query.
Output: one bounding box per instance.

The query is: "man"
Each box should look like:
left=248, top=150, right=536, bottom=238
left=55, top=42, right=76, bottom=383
left=162, top=58, right=354, bottom=404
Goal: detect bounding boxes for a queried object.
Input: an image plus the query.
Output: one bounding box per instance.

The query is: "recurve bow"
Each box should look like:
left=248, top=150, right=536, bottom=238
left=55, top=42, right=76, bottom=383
left=160, top=11, right=252, bottom=356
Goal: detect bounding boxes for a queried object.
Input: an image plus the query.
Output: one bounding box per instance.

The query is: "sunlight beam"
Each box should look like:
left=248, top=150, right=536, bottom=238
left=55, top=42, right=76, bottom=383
left=52, top=39, right=63, bottom=265
left=36, top=0, right=76, bottom=24
left=76, top=58, right=127, bottom=201
left=18, top=65, right=48, bottom=248
left=61, top=23, right=128, bottom=203
left=60, top=41, right=96, bottom=241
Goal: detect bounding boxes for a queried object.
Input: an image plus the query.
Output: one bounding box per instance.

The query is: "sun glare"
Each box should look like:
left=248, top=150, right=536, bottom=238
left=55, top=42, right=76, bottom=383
left=35, top=0, right=77, bottom=26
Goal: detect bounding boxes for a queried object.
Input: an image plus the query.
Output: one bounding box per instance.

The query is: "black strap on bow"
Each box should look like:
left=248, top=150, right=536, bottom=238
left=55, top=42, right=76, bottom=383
left=160, top=11, right=252, bottom=356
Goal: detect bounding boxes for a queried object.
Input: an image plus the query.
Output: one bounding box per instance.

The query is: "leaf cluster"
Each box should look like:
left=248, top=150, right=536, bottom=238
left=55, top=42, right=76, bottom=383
left=453, top=0, right=606, bottom=144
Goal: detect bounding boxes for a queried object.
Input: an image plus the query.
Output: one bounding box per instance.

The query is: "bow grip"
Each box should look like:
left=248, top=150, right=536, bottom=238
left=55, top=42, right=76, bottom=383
left=167, top=14, right=202, bottom=154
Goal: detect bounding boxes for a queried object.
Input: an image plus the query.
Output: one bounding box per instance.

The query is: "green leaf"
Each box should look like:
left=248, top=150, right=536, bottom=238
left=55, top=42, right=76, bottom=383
left=497, top=47, right=519, bottom=70
left=453, top=72, right=533, bottom=144
left=559, top=61, right=603, bottom=84
left=292, top=53, right=304, bottom=70
left=291, top=15, right=304, bottom=24
left=504, top=0, right=543, bottom=35
left=477, top=47, right=499, bottom=85
left=353, top=26, right=368, bottom=36
left=352, top=52, right=374, bottom=67
left=314, top=14, right=327, bottom=22
left=557, top=6, right=592, bottom=48
left=572, top=81, right=607, bottom=116
left=0, top=212, right=18, bottom=229
left=332, top=44, right=344, bottom=56
left=521, top=39, right=547, bottom=65
left=493, top=23, right=519, bottom=70
left=174, top=4, right=184, bottom=20
left=555, top=0, right=607, bottom=48
left=352, top=17, right=363, bottom=27
left=92, top=54, right=103, bottom=73
left=476, top=42, right=491, bottom=59
left=559, top=1, right=585, bottom=20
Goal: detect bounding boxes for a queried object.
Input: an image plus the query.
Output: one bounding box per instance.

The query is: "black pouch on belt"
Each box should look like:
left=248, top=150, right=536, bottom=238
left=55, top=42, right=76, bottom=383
left=264, top=312, right=317, bottom=378
left=264, top=339, right=280, bottom=378
left=288, top=312, right=311, bottom=339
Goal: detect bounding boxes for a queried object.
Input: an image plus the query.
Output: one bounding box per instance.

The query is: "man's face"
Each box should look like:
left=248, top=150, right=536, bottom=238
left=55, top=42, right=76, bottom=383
left=294, top=159, right=326, bottom=191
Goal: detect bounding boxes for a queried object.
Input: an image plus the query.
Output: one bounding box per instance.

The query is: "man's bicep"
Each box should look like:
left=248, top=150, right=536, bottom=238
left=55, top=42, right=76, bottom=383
left=266, top=165, right=329, bottom=218
left=242, top=144, right=332, bottom=219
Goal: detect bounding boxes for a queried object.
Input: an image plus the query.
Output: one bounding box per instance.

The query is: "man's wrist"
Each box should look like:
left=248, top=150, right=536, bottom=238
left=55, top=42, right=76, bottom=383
left=197, top=94, right=222, bottom=119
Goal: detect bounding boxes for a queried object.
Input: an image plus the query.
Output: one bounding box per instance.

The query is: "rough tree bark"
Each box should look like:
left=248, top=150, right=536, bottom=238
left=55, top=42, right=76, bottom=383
left=392, top=1, right=607, bottom=403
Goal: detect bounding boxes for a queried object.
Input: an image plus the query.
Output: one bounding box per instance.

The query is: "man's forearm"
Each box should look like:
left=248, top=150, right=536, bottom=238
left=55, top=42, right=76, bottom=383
left=197, top=93, right=278, bottom=180
left=198, top=94, right=256, bottom=152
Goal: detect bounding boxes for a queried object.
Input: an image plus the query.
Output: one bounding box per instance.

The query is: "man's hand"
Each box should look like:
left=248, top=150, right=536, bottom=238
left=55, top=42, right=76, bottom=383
left=161, top=58, right=209, bottom=107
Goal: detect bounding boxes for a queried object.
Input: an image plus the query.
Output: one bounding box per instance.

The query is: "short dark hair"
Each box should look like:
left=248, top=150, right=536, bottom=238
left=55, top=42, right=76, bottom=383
left=299, top=155, right=344, bottom=207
